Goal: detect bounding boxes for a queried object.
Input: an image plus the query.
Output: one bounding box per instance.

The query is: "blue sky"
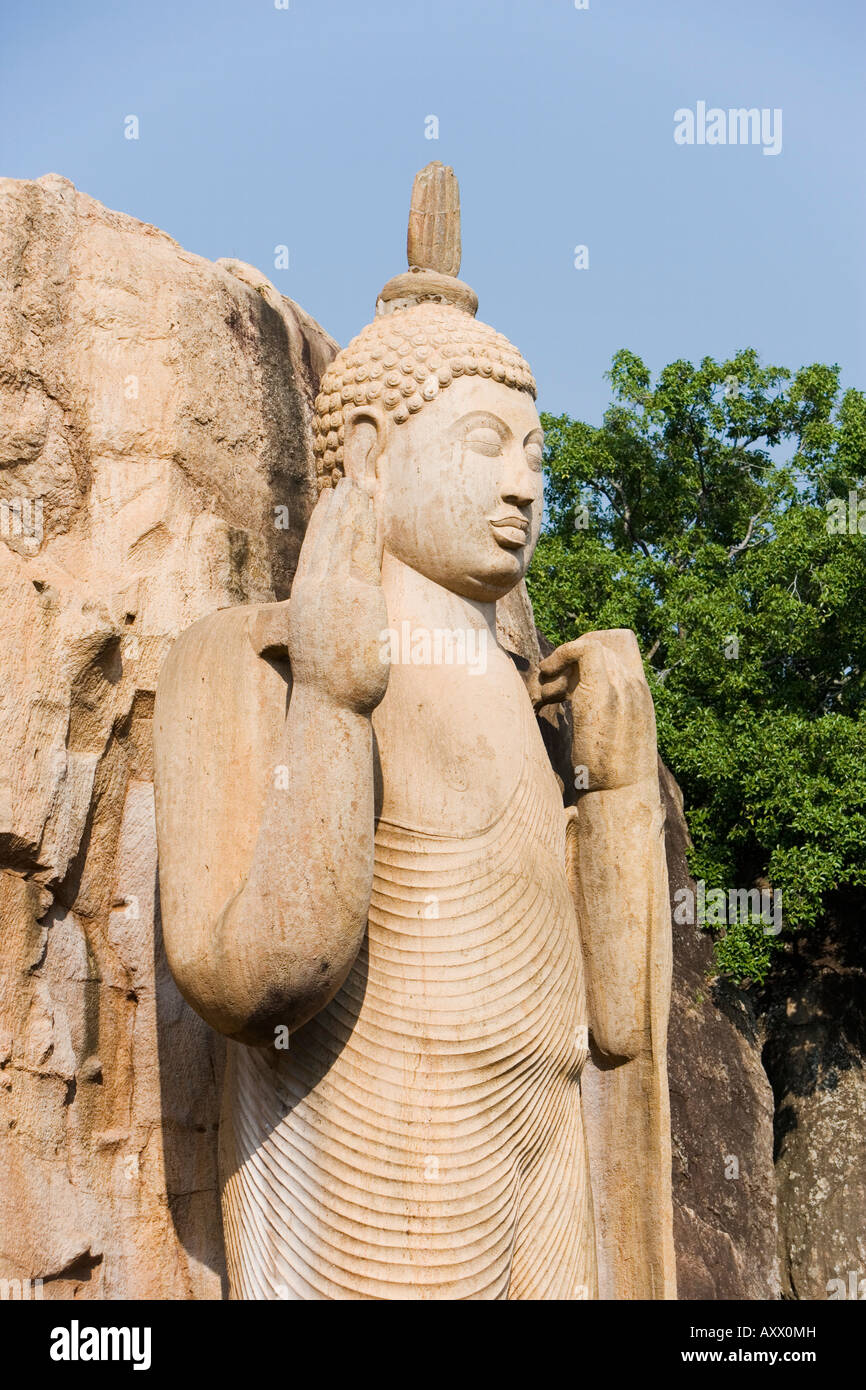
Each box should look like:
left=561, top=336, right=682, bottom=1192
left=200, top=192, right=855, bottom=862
left=2, top=0, right=862, bottom=422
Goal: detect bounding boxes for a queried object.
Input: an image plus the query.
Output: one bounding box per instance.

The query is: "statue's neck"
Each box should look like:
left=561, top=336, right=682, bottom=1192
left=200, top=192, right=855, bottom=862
left=381, top=551, right=498, bottom=642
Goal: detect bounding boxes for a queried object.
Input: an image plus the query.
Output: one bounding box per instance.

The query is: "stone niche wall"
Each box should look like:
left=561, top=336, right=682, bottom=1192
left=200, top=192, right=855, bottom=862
left=0, top=174, right=335, bottom=1297
left=0, top=176, right=784, bottom=1299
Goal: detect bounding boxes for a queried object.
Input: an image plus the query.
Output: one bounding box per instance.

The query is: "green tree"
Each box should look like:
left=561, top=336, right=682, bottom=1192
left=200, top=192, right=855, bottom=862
left=527, top=349, right=866, bottom=983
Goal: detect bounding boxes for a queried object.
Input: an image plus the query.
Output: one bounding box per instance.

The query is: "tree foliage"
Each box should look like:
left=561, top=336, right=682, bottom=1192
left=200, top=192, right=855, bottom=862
left=527, top=349, right=866, bottom=983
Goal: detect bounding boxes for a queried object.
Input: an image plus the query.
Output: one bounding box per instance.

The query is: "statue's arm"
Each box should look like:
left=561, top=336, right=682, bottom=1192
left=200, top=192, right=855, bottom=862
left=530, top=629, right=670, bottom=1059
left=155, top=480, right=389, bottom=1047
left=208, top=685, right=377, bottom=1046
left=567, top=775, right=669, bottom=1061
left=532, top=628, right=677, bottom=1297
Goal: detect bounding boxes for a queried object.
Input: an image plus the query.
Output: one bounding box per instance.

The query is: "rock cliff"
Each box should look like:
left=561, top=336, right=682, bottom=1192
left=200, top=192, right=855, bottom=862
left=0, top=174, right=335, bottom=1296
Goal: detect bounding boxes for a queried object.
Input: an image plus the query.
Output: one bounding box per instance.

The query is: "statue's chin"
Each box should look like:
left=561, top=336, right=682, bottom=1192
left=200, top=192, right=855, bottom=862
left=445, top=556, right=526, bottom=604
left=391, top=544, right=528, bottom=603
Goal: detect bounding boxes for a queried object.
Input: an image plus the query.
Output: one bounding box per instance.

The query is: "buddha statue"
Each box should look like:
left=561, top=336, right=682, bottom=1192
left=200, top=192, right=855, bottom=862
left=153, top=163, right=676, bottom=1300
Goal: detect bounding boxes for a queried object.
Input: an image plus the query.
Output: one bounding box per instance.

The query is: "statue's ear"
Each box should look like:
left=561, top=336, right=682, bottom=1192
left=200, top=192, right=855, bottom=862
left=343, top=408, right=385, bottom=494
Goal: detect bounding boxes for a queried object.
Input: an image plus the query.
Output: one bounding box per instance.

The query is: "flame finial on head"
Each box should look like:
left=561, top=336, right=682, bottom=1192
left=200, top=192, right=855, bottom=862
left=407, top=161, right=462, bottom=277
left=376, top=162, right=478, bottom=318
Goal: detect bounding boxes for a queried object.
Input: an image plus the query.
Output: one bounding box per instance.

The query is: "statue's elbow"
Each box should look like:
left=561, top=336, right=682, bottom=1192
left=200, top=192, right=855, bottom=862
left=164, top=887, right=369, bottom=1047
left=173, top=958, right=347, bottom=1048
left=223, top=971, right=350, bottom=1048
left=589, top=1017, right=648, bottom=1064
left=219, top=994, right=315, bottom=1049
left=171, top=932, right=360, bottom=1048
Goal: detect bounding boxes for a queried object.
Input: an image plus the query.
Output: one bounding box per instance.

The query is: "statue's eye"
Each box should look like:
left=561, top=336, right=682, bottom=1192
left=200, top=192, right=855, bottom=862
left=525, top=441, right=544, bottom=472
left=465, top=427, right=502, bottom=457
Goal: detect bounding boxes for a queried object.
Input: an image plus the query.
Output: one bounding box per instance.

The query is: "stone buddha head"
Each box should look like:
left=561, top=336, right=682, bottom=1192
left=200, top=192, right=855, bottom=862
left=312, top=164, right=543, bottom=605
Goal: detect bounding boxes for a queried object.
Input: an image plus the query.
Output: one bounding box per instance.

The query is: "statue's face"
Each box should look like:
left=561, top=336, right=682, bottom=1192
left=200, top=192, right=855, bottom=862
left=372, top=376, right=544, bottom=603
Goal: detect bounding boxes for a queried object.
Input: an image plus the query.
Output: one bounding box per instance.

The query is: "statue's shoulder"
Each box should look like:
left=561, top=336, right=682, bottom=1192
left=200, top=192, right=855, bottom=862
left=159, top=599, right=291, bottom=679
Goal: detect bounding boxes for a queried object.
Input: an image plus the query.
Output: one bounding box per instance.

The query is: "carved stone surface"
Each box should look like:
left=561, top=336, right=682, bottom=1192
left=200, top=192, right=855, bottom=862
left=407, top=161, right=462, bottom=277
left=0, top=173, right=335, bottom=1296
left=154, top=165, right=676, bottom=1300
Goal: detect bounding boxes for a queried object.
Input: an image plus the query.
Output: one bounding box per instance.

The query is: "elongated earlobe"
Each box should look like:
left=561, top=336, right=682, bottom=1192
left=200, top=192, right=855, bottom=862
left=343, top=409, right=384, bottom=493
left=343, top=408, right=385, bottom=562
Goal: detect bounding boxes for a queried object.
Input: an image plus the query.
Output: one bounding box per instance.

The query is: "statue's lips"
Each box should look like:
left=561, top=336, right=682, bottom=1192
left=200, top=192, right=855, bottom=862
left=489, top=515, right=530, bottom=549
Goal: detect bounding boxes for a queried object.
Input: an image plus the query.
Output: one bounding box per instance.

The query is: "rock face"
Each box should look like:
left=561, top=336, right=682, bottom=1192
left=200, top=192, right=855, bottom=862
left=761, top=915, right=866, bottom=1300
left=662, top=766, right=782, bottom=1299
left=0, top=174, right=336, bottom=1297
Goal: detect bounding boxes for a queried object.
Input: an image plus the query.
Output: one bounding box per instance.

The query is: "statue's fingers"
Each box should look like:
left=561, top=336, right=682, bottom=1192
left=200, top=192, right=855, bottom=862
left=532, top=632, right=645, bottom=710
left=294, top=485, right=336, bottom=584
left=576, top=640, right=621, bottom=693
left=537, top=638, right=584, bottom=680
left=538, top=633, right=623, bottom=687
left=545, top=633, right=613, bottom=693
left=540, top=673, right=571, bottom=703
left=308, top=476, right=370, bottom=587
left=324, top=477, right=376, bottom=581
left=528, top=668, right=571, bottom=710
left=347, top=486, right=382, bottom=587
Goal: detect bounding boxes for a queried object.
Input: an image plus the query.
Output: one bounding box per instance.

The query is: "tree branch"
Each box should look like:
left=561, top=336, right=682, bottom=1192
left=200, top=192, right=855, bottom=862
left=728, top=514, right=760, bottom=560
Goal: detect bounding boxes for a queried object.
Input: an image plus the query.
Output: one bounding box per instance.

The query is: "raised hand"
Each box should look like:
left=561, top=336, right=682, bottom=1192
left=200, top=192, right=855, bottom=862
left=288, top=478, right=390, bottom=715
left=528, top=629, right=658, bottom=791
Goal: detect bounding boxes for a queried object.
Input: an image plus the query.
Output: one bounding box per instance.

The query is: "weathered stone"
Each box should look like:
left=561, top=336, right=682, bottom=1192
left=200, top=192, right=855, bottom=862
left=662, top=765, right=782, bottom=1299
left=761, top=918, right=866, bottom=1300
left=153, top=164, right=676, bottom=1301
left=0, top=173, right=336, bottom=1298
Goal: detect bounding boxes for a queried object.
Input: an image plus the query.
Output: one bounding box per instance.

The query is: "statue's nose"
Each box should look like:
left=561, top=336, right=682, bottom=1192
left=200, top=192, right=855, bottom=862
left=500, top=466, right=537, bottom=511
